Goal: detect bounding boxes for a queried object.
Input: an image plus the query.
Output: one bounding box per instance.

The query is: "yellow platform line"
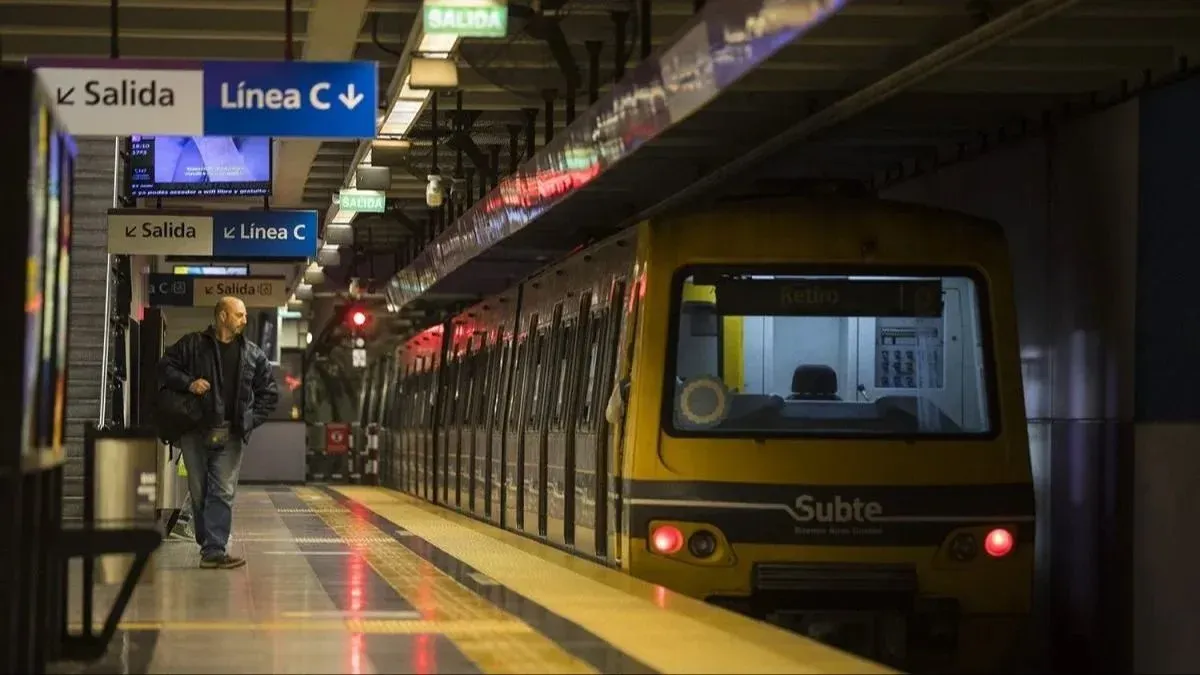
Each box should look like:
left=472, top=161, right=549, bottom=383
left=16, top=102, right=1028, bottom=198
left=333, top=486, right=895, bottom=675
left=74, top=619, right=541, bottom=637
left=292, top=487, right=596, bottom=675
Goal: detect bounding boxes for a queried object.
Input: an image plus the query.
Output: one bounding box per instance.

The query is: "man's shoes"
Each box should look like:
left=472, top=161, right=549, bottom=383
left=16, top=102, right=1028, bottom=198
left=199, top=554, right=247, bottom=570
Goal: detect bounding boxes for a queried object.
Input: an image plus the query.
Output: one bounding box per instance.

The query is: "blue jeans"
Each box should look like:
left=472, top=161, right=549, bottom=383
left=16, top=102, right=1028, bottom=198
left=179, top=432, right=244, bottom=559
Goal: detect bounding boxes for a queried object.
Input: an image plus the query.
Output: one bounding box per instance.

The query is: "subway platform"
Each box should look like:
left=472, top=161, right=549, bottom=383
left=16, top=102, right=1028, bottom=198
left=52, top=486, right=888, bottom=674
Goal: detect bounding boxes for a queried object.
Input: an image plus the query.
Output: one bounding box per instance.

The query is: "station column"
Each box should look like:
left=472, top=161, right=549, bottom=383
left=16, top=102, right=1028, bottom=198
left=1129, top=75, right=1200, bottom=674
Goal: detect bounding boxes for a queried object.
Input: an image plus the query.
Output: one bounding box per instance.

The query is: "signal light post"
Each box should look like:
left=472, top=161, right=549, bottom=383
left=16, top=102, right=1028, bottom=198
left=345, top=305, right=370, bottom=369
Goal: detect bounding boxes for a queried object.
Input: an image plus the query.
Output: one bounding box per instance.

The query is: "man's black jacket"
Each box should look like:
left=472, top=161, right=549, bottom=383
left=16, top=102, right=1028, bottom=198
left=157, top=326, right=280, bottom=441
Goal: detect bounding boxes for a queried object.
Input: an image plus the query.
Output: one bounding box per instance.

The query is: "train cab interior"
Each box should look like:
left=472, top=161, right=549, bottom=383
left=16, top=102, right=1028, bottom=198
left=671, top=272, right=994, bottom=437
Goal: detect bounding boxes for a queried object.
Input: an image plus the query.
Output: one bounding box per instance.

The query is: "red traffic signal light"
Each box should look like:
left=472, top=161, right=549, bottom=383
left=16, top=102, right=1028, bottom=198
left=345, top=306, right=371, bottom=331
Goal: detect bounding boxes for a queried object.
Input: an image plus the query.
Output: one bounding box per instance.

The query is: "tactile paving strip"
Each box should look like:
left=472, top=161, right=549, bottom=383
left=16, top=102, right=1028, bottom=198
left=293, top=487, right=596, bottom=675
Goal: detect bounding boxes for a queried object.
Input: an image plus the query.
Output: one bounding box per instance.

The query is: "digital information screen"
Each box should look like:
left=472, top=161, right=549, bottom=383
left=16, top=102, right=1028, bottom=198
left=128, top=135, right=272, bottom=198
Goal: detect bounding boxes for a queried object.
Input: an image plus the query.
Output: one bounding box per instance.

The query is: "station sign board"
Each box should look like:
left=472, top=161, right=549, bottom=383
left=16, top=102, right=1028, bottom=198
left=337, top=188, right=386, bottom=213
left=107, top=209, right=318, bottom=258
left=147, top=274, right=290, bottom=308
left=423, top=0, right=508, bottom=38
left=32, top=58, right=378, bottom=139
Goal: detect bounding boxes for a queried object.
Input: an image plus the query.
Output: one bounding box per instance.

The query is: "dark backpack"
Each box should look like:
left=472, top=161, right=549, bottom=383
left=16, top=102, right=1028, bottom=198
left=154, top=387, right=205, bottom=445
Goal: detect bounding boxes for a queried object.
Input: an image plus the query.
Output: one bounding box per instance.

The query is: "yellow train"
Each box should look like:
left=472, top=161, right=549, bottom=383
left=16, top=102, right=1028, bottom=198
left=368, top=195, right=1035, bottom=672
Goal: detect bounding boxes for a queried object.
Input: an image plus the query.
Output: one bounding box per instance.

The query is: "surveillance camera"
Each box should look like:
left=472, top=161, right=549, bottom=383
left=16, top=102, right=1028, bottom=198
left=426, top=173, right=444, bottom=208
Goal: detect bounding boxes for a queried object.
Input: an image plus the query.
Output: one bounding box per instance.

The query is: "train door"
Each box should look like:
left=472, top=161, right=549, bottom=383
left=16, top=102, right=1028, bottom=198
left=607, top=276, right=641, bottom=564
left=510, top=314, right=538, bottom=531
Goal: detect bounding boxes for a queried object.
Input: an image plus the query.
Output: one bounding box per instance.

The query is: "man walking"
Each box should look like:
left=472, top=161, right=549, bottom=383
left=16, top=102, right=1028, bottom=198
left=158, top=296, right=279, bottom=569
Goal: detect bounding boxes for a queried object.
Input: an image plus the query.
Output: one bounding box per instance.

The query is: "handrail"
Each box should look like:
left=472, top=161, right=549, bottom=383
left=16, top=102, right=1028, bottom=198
left=97, top=137, right=119, bottom=427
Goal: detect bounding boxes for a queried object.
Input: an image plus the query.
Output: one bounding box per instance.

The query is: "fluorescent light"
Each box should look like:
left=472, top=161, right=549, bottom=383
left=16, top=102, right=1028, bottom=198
left=332, top=207, right=354, bottom=224
left=419, top=33, right=458, bottom=55
left=397, top=75, right=425, bottom=101
left=362, top=149, right=373, bottom=165
left=380, top=99, right=425, bottom=136
left=410, top=57, right=458, bottom=89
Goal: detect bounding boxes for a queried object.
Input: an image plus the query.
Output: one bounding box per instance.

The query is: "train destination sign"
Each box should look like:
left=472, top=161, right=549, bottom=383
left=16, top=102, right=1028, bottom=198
left=714, top=279, right=944, bottom=318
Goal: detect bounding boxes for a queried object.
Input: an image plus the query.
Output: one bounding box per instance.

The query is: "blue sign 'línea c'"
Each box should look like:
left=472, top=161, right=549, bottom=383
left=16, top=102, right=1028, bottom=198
left=211, top=210, right=317, bottom=258
left=202, top=61, right=377, bottom=138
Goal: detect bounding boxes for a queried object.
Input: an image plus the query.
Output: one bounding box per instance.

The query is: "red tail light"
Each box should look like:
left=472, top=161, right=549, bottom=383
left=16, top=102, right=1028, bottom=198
left=650, top=525, right=684, bottom=555
left=984, top=527, right=1014, bottom=557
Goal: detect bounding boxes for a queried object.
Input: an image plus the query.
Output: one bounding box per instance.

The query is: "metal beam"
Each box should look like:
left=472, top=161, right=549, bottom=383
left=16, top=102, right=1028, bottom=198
left=271, top=0, right=371, bottom=207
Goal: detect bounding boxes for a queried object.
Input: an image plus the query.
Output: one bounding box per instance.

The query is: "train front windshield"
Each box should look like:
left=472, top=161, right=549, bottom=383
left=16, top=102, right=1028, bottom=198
left=666, top=268, right=997, bottom=438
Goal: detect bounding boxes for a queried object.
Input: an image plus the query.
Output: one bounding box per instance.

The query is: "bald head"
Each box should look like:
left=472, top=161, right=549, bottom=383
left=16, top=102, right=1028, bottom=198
left=213, top=296, right=247, bottom=341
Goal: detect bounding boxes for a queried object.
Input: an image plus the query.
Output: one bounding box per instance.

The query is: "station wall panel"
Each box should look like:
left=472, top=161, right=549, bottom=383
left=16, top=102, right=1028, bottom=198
left=884, top=100, right=1140, bottom=673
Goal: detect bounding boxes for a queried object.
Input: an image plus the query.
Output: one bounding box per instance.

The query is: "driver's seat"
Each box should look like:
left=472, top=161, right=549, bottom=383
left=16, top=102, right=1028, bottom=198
left=788, top=364, right=841, bottom=400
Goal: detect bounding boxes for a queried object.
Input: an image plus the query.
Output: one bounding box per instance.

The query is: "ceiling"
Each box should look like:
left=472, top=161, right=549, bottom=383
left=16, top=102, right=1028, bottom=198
left=374, top=0, right=1200, bottom=341
left=6, top=0, right=1200, bottom=353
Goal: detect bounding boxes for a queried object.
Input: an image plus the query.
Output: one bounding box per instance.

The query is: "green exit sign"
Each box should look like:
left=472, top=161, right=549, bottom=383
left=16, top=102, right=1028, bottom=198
left=338, top=189, right=386, bottom=213
left=423, top=0, right=508, bottom=38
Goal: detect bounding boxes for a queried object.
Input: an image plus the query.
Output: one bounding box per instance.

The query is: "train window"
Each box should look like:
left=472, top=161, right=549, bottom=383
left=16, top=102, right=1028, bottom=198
left=666, top=268, right=995, bottom=438
left=469, top=345, right=485, bottom=426
left=491, top=332, right=511, bottom=425
left=470, top=344, right=485, bottom=427
left=508, top=331, right=529, bottom=429
left=445, top=356, right=463, bottom=426
left=577, top=308, right=605, bottom=430
left=477, top=341, right=496, bottom=427
left=550, top=318, right=577, bottom=430
left=459, top=349, right=474, bottom=426
left=527, top=326, right=550, bottom=430
left=482, top=334, right=503, bottom=427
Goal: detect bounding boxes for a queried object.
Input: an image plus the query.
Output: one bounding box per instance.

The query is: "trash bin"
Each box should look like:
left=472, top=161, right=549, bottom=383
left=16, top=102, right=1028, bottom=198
left=91, top=429, right=159, bottom=585
left=156, top=441, right=185, bottom=514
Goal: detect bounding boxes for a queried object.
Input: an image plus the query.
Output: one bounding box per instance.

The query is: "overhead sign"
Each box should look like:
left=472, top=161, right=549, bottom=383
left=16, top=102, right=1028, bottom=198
left=211, top=210, right=317, bottom=258
left=34, top=64, right=204, bottom=136
left=106, top=212, right=214, bottom=256
left=202, top=60, right=377, bottom=137
left=107, top=209, right=318, bottom=258
left=147, top=274, right=290, bottom=308
left=338, top=188, right=386, bottom=213
left=423, top=0, right=508, bottom=38
left=33, top=58, right=378, bottom=139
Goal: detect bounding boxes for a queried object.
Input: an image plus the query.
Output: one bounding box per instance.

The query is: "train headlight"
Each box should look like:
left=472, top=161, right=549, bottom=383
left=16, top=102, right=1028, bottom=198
left=688, top=530, right=718, bottom=558
left=948, top=532, right=978, bottom=562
